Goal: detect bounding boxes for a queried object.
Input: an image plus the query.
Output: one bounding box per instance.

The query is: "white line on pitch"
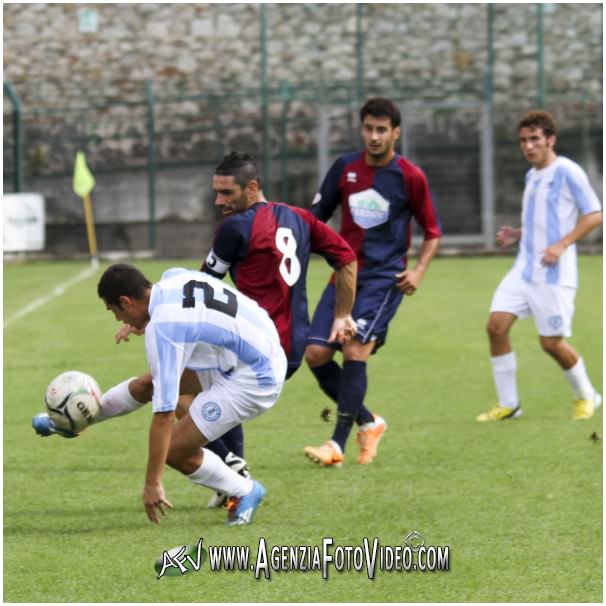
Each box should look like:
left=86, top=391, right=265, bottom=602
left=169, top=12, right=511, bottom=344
left=4, top=265, right=99, bottom=329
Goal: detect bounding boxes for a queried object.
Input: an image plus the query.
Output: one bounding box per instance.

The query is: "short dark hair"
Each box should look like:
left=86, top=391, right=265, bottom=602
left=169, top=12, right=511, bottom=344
left=360, top=97, right=401, bottom=128
left=517, top=110, right=559, bottom=138
left=97, top=263, right=152, bottom=308
left=214, top=151, right=262, bottom=189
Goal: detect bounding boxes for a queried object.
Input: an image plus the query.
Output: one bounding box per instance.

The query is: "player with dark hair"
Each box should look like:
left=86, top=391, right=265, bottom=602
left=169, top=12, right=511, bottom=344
left=203, top=151, right=358, bottom=379
left=98, top=263, right=287, bottom=525
left=97, top=263, right=153, bottom=306
left=303, top=96, right=443, bottom=467
left=477, top=109, right=602, bottom=422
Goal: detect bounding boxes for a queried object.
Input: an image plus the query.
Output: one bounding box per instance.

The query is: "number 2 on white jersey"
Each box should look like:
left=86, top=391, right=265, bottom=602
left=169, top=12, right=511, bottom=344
left=275, top=227, right=301, bottom=286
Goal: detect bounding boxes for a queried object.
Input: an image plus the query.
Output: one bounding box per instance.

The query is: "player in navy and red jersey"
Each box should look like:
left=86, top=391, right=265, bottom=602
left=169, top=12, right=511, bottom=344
left=197, top=151, right=357, bottom=504
left=303, top=97, right=443, bottom=468
left=202, top=153, right=358, bottom=379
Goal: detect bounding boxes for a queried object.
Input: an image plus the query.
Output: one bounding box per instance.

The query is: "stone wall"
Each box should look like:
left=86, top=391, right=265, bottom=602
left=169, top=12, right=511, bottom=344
left=4, top=4, right=602, bottom=107
left=3, top=3, right=602, bottom=257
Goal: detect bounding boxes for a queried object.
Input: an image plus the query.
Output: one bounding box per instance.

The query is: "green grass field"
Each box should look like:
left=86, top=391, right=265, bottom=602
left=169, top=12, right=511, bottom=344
left=4, top=256, right=602, bottom=602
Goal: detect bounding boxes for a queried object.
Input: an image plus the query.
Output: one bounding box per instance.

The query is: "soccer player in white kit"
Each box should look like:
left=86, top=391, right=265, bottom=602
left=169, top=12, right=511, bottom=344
left=477, top=110, right=602, bottom=422
left=97, top=263, right=287, bottom=525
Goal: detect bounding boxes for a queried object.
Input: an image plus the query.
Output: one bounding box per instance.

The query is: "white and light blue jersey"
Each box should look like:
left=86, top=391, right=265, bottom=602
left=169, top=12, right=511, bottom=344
left=513, top=156, right=601, bottom=288
left=145, top=268, right=286, bottom=414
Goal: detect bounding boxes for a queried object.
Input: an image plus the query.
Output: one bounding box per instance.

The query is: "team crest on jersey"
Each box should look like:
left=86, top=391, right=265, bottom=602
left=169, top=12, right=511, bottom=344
left=548, top=315, right=563, bottom=330
left=348, top=189, right=390, bottom=229
left=201, top=401, right=222, bottom=422
left=347, top=172, right=357, bottom=183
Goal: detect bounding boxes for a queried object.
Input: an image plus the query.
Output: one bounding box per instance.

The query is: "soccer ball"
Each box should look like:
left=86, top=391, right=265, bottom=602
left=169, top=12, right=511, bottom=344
left=45, top=371, right=101, bottom=433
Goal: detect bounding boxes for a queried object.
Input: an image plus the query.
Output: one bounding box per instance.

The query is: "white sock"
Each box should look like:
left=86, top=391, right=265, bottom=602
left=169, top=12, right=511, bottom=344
left=490, top=352, right=519, bottom=409
left=96, top=378, right=146, bottom=422
left=564, top=358, right=596, bottom=400
left=329, top=440, right=343, bottom=455
left=187, top=448, right=253, bottom=498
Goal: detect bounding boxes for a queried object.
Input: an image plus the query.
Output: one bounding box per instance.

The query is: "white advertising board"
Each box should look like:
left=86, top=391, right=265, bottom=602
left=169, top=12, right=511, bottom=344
left=3, top=193, right=46, bottom=252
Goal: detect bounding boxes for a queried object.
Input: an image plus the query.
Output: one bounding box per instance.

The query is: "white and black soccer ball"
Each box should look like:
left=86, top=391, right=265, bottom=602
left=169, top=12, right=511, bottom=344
left=45, top=371, right=101, bottom=433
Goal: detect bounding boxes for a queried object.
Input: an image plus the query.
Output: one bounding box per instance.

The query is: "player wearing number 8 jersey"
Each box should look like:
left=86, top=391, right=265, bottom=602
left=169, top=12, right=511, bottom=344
left=203, top=152, right=358, bottom=378
left=197, top=152, right=357, bottom=505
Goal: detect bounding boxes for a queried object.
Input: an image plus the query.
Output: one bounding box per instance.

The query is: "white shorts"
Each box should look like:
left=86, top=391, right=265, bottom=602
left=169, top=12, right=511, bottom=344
left=490, top=269, right=576, bottom=337
left=188, top=368, right=285, bottom=442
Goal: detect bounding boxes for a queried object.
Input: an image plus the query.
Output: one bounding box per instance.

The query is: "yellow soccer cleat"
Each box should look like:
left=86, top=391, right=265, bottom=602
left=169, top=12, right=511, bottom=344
left=356, top=415, right=387, bottom=465
left=476, top=404, right=522, bottom=422
left=304, top=441, right=344, bottom=467
left=573, top=393, right=602, bottom=421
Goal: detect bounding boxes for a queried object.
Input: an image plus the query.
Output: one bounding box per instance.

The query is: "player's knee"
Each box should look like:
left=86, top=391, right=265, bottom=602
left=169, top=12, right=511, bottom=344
left=176, top=395, right=195, bottom=419
left=129, top=373, right=153, bottom=403
left=486, top=317, right=508, bottom=340
left=304, top=345, right=333, bottom=368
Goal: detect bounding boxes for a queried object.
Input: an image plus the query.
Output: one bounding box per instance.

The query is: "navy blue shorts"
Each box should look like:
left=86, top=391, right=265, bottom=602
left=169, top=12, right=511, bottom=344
left=307, top=280, right=404, bottom=352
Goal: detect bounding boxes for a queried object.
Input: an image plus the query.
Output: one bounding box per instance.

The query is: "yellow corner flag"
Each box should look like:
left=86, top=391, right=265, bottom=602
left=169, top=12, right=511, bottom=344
left=73, top=151, right=96, bottom=198
left=73, top=151, right=98, bottom=267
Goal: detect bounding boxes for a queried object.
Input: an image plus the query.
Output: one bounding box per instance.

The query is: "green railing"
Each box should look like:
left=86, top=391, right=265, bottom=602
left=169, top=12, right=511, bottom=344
left=3, top=77, right=602, bottom=253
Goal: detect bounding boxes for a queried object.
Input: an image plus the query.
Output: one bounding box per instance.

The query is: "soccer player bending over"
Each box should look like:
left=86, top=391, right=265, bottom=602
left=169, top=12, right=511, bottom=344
left=477, top=110, right=602, bottom=422
left=97, top=263, right=287, bottom=525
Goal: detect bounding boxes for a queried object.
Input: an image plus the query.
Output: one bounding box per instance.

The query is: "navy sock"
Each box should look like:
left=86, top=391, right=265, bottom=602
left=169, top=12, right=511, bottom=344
left=221, top=425, right=244, bottom=459
left=204, top=437, right=230, bottom=460
left=311, top=360, right=374, bottom=426
left=331, top=360, right=368, bottom=452
left=310, top=360, right=342, bottom=402
left=356, top=405, right=375, bottom=426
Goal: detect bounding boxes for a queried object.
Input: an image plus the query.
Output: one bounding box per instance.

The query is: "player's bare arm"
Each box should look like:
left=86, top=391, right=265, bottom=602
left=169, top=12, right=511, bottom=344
left=143, top=410, right=175, bottom=524
left=496, top=226, right=522, bottom=248
left=395, top=237, right=440, bottom=295
left=329, top=260, right=358, bottom=344
left=541, top=211, right=602, bottom=266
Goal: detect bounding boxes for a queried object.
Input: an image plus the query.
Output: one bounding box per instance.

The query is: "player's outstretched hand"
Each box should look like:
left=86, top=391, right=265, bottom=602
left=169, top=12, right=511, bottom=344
left=142, top=483, right=173, bottom=524
left=115, top=323, right=145, bottom=344
left=496, top=226, right=521, bottom=248
left=328, top=315, right=357, bottom=345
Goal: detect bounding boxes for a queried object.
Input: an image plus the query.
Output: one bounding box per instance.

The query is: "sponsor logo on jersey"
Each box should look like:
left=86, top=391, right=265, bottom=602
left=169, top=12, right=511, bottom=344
left=346, top=172, right=357, bottom=183
left=201, top=401, right=222, bottom=422
left=348, top=189, right=390, bottom=229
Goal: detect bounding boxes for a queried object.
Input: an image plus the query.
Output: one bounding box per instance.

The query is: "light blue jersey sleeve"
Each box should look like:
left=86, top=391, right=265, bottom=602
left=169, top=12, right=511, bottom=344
left=146, top=319, right=190, bottom=414
left=561, top=158, right=601, bottom=215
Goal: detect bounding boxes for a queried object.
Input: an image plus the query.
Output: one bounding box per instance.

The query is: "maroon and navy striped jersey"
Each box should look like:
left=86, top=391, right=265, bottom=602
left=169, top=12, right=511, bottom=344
left=203, top=201, right=356, bottom=368
left=311, top=151, right=442, bottom=283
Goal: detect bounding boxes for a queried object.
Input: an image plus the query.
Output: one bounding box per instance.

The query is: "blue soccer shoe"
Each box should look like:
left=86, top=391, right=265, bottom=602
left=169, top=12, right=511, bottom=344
left=32, top=412, right=79, bottom=438
left=226, top=480, right=266, bottom=526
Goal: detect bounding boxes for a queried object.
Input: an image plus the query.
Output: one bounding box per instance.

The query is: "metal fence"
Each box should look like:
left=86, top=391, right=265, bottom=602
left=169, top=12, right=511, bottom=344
left=3, top=79, right=603, bottom=255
